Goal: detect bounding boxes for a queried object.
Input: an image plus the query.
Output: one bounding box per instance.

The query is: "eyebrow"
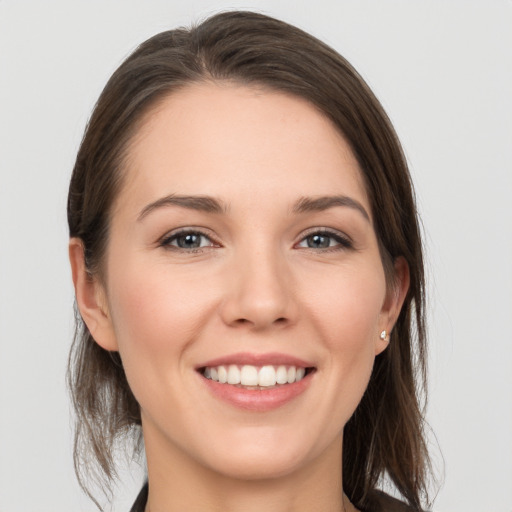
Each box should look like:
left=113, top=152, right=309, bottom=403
left=293, top=195, right=370, bottom=221
left=137, top=193, right=370, bottom=222
left=137, top=194, right=228, bottom=221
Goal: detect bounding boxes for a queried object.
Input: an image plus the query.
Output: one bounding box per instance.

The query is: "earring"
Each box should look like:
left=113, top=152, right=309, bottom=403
left=380, top=330, right=389, bottom=341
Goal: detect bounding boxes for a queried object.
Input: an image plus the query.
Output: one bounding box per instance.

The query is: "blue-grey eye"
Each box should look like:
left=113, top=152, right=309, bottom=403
left=306, top=234, right=331, bottom=248
left=175, top=233, right=202, bottom=248
left=297, top=231, right=351, bottom=250
left=163, top=231, right=213, bottom=250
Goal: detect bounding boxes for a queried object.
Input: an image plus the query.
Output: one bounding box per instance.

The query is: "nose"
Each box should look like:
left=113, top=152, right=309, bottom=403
left=219, top=246, right=298, bottom=331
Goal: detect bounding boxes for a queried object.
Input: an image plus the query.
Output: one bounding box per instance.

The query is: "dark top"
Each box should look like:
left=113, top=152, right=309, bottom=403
left=129, top=482, right=420, bottom=512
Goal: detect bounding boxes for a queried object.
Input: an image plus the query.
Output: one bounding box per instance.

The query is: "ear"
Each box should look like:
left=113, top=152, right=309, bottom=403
left=375, top=256, right=410, bottom=355
left=69, top=238, right=118, bottom=351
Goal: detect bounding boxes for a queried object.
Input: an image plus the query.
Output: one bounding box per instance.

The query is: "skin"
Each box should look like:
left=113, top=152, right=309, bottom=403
left=70, top=82, right=409, bottom=512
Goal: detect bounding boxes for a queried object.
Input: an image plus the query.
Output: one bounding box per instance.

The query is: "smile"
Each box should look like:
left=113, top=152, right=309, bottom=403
left=196, top=352, right=316, bottom=411
left=201, top=364, right=311, bottom=388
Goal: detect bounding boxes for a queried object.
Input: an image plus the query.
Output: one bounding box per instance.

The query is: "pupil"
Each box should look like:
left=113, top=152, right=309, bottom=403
left=308, top=234, right=329, bottom=248
left=178, top=234, right=200, bottom=248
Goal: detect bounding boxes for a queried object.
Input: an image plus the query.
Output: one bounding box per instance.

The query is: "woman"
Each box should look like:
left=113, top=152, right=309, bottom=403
left=68, top=10, right=432, bottom=512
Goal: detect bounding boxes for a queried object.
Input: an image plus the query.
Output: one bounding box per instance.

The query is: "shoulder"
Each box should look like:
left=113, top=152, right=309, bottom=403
left=360, top=489, right=424, bottom=512
left=129, top=482, right=148, bottom=512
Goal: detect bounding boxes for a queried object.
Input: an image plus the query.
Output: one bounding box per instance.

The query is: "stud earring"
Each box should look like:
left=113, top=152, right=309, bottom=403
left=380, top=330, right=389, bottom=341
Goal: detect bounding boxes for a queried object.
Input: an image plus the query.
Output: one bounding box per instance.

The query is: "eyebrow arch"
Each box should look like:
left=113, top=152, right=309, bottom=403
left=137, top=194, right=228, bottom=221
left=293, top=195, right=370, bottom=222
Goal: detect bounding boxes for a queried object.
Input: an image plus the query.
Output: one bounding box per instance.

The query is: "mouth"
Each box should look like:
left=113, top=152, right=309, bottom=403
left=195, top=352, right=316, bottom=410
left=198, top=364, right=316, bottom=389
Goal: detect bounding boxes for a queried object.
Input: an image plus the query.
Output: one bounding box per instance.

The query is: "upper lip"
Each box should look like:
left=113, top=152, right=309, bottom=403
left=196, top=352, right=315, bottom=369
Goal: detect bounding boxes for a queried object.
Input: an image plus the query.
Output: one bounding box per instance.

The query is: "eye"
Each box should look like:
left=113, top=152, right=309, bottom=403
left=296, top=230, right=352, bottom=250
left=159, top=229, right=217, bottom=251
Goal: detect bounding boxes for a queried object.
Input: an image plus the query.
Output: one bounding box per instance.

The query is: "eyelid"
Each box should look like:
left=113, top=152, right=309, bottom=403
left=295, top=227, right=354, bottom=250
left=156, top=226, right=353, bottom=252
left=158, top=226, right=221, bottom=250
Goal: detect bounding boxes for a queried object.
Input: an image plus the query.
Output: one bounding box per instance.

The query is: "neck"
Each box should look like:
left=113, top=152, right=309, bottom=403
left=143, top=424, right=352, bottom=512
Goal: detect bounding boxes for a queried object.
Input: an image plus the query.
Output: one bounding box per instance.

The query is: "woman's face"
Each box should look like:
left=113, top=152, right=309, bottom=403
left=82, top=83, right=406, bottom=481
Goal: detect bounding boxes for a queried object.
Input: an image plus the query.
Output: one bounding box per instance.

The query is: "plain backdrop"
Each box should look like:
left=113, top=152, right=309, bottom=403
left=0, top=1, right=511, bottom=511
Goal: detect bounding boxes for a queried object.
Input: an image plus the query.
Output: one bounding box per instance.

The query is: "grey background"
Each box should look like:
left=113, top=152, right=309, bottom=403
left=1, top=1, right=511, bottom=511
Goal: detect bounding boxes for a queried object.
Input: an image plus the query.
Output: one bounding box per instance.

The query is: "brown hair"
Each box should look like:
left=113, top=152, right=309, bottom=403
left=68, top=10, right=431, bottom=510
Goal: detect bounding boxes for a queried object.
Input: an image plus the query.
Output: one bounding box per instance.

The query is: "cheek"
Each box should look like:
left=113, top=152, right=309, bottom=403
left=306, top=263, right=386, bottom=345
left=104, top=257, right=221, bottom=407
left=302, top=263, right=386, bottom=411
left=107, top=260, right=213, bottom=350
left=103, top=257, right=224, bottom=429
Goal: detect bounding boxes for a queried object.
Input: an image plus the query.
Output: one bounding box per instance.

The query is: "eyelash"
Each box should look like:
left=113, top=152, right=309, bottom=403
left=158, top=228, right=219, bottom=253
left=296, top=229, right=353, bottom=252
left=158, top=228, right=353, bottom=253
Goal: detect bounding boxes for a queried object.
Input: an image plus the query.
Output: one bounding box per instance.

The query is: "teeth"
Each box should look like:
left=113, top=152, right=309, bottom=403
left=258, top=365, right=276, bottom=387
left=276, top=365, right=288, bottom=384
left=218, top=365, right=228, bottom=384
left=240, top=365, right=259, bottom=385
left=227, top=365, right=240, bottom=385
left=202, top=364, right=309, bottom=387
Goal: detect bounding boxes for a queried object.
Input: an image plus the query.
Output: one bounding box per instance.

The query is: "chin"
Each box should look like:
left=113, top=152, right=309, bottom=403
left=195, top=427, right=324, bottom=482
left=205, top=450, right=308, bottom=482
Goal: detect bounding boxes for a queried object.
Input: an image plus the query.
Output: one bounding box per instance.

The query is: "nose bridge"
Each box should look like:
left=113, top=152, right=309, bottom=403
left=221, top=238, right=296, bottom=329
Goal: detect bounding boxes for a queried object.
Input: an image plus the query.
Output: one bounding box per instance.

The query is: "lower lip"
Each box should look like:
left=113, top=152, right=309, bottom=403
left=199, top=372, right=314, bottom=412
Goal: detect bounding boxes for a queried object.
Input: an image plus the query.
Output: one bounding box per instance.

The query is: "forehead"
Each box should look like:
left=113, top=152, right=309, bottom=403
left=120, top=82, right=369, bottom=215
